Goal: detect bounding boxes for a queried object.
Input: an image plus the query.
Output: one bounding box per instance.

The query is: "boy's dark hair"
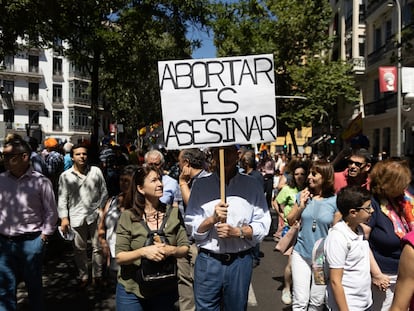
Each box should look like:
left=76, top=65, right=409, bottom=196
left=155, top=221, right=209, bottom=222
left=336, top=186, right=371, bottom=217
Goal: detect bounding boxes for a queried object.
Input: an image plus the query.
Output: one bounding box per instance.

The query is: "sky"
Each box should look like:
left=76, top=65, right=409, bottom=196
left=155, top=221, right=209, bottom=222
left=188, top=0, right=239, bottom=59
left=189, top=28, right=216, bottom=59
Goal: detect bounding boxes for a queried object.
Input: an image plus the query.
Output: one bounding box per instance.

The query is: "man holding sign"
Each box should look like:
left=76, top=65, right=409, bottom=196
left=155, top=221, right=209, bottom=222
left=184, top=145, right=271, bottom=310
left=159, top=54, right=275, bottom=310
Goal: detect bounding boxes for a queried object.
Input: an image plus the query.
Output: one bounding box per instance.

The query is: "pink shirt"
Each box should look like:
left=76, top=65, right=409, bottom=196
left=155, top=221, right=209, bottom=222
left=334, top=169, right=370, bottom=193
left=0, top=167, right=58, bottom=236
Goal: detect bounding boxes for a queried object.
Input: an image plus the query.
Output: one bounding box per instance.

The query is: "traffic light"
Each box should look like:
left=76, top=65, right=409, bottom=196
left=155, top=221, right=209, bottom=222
left=329, top=136, right=336, bottom=144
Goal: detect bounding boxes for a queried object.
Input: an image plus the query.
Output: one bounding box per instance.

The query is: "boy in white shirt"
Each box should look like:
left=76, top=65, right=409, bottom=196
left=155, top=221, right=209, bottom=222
left=324, top=186, right=374, bottom=311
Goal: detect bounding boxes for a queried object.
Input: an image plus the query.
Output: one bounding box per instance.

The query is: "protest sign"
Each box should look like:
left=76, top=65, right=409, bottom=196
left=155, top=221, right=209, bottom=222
left=158, top=54, right=277, bottom=149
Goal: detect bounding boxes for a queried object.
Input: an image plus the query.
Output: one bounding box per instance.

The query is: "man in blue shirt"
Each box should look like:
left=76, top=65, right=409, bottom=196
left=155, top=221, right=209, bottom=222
left=185, top=145, right=271, bottom=310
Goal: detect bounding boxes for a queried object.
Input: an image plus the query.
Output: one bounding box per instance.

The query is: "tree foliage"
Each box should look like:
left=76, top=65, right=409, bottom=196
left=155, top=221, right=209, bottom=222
left=100, top=1, right=210, bottom=136
left=1, top=0, right=210, bottom=151
left=209, top=0, right=359, bottom=143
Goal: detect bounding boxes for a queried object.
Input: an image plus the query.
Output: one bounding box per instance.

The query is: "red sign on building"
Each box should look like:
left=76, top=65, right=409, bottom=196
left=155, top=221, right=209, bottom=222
left=379, top=66, right=397, bottom=93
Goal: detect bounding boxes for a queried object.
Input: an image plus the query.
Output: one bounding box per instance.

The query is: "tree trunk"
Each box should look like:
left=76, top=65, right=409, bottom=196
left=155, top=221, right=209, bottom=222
left=288, top=128, right=299, bottom=155
left=89, top=47, right=101, bottom=164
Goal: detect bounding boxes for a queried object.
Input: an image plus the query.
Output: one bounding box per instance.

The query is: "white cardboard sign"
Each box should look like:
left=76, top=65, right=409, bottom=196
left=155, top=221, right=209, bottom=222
left=158, top=54, right=277, bottom=149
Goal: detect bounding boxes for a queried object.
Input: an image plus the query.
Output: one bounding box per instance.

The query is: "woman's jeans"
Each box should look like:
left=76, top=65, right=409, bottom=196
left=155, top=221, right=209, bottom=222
left=116, top=282, right=178, bottom=311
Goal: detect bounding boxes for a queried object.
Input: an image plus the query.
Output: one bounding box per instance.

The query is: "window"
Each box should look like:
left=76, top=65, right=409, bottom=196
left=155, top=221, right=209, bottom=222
left=374, top=27, right=382, bottom=50
left=53, top=84, right=63, bottom=103
left=382, top=127, right=391, bottom=156
left=1, top=81, right=14, bottom=110
left=3, top=80, right=14, bottom=93
left=3, top=55, right=14, bottom=70
left=3, top=109, right=14, bottom=123
left=53, top=111, right=63, bottom=131
left=29, top=110, right=39, bottom=124
left=374, top=79, right=380, bottom=101
left=373, top=129, right=380, bottom=157
left=385, top=20, right=392, bottom=40
left=69, top=108, right=91, bottom=131
left=28, top=55, right=39, bottom=73
left=53, top=58, right=63, bottom=76
left=29, top=83, right=39, bottom=100
left=359, top=36, right=365, bottom=57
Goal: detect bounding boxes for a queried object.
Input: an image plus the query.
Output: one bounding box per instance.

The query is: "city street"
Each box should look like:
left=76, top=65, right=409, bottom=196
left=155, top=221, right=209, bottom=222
left=17, top=238, right=290, bottom=311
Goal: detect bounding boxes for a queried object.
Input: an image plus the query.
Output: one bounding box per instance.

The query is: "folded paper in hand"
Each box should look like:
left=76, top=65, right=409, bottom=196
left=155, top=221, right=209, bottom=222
left=58, top=226, right=75, bottom=241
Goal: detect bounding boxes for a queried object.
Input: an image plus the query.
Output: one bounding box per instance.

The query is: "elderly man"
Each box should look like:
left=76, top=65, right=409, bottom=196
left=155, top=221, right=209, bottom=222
left=0, top=137, right=58, bottom=310
left=185, top=145, right=271, bottom=310
left=177, top=148, right=210, bottom=311
left=144, top=149, right=178, bottom=205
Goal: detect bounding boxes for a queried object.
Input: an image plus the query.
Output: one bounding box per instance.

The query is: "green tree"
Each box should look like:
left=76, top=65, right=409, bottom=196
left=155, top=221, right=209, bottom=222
left=1, top=1, right=210, bottom=153
left=100, top=1, right=209, bottom=140
left=209, top=0, right=359, bottom=154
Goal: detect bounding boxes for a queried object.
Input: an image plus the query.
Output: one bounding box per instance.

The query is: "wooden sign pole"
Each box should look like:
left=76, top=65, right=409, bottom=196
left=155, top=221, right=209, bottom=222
left=219, top=147, right=226, bottom=222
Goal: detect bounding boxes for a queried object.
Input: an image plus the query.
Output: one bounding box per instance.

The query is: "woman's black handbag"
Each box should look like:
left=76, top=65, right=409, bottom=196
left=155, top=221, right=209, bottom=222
left=137, top=208, right=177, bottom=291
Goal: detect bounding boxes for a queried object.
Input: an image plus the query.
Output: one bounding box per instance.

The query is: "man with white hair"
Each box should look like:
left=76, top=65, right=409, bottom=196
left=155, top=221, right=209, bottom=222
left=144, top=149, right=178, bottom=205
left=63, top=142, right=73, bottom=171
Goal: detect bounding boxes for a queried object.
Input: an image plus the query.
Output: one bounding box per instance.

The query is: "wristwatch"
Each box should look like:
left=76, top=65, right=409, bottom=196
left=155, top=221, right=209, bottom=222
left=239, top=227, right=245, bottom=239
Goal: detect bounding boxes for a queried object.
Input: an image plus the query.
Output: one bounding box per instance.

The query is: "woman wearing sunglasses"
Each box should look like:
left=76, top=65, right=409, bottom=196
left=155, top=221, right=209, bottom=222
left=287, top=160, right=342, bottom=310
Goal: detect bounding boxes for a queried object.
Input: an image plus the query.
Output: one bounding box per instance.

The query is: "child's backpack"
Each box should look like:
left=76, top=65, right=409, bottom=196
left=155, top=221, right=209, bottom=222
left=312, top=228, right=351, bottom=285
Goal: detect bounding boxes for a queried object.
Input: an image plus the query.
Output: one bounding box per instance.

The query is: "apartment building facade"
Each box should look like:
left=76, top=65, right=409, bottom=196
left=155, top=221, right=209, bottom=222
left=0, top=38, right=110, bottom=147
left=331, top=0, right=414, bottom=157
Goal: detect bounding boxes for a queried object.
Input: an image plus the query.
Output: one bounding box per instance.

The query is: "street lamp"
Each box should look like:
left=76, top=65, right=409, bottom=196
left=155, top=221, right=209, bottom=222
left=388, top=0, right=402, bottom=157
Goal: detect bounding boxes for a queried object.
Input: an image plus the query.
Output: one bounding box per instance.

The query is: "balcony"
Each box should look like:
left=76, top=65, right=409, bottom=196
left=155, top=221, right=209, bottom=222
left=14, top=94, right=44, bottom=108
left=68, top=97, right=104, bottom=109
left=68, top=69, right=90, bottom=81
left=68, top=96, right=91, bottom=108
left=52, top=70, right=64, bottom=82
left=365, top=93, right=396, bottom=116
left=367, top=39, right=395, bottom=67
left=0, top=64, right=43, bottom=80
left=52, top=97, right=64, bottom=108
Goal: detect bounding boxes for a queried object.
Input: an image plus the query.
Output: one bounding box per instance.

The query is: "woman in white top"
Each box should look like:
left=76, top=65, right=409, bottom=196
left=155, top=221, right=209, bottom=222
left=98, top=165, right=137, bottom=276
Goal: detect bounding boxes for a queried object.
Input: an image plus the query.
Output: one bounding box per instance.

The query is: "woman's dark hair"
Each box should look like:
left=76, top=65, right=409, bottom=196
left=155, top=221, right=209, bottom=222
left=124, top=164, right=165, bottom=221
left=310, top=160, right=335, bottom=197
left=287, top=161, right=310, bottom=189
left=121, top=164, right=138, bottom=177
left=337, top=186, right=371, bottom=217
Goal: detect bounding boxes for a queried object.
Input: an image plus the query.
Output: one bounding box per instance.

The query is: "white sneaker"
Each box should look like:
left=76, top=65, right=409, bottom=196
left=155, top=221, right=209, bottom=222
left=281, top=288, right=292, bottom=305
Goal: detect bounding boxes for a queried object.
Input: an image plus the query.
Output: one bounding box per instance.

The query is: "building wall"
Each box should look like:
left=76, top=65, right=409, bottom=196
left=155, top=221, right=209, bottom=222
left=330, top=0, right=414, bottom=157
left=1, top=39, right=108, bottom=147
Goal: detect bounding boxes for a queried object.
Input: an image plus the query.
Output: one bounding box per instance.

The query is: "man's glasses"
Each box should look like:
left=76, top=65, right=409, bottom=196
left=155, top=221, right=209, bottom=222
left=356, top=204, right=373, bottom=214
left=348, top=160, right=365, bottom=168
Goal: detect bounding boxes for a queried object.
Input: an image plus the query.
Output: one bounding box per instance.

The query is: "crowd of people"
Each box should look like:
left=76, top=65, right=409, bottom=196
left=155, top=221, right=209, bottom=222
left=0, top=134, right=414, bottom=311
